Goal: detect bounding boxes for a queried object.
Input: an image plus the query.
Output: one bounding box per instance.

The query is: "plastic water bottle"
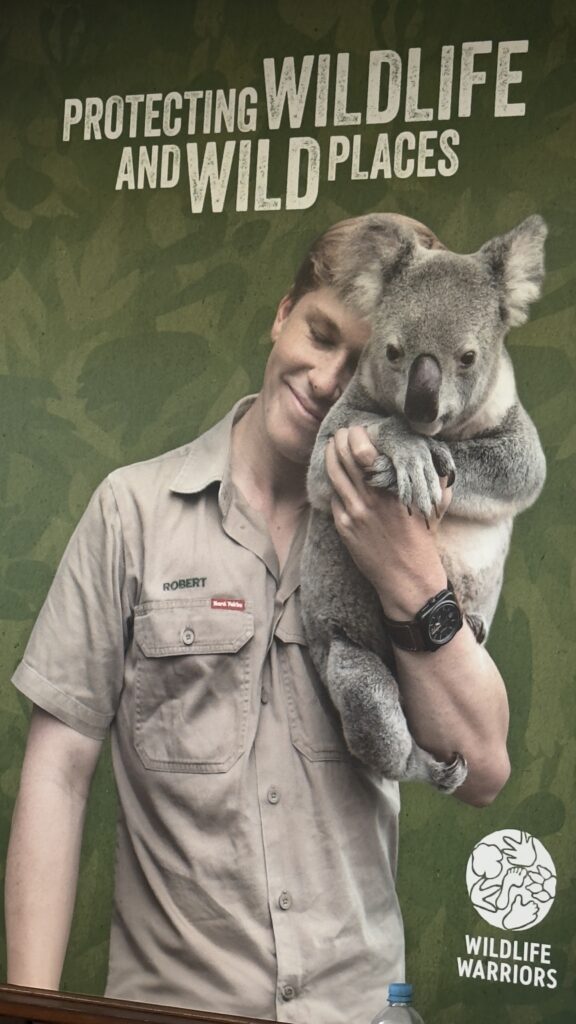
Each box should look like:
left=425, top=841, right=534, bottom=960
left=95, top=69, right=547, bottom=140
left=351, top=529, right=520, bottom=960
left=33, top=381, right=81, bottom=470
left=370, top=983, right=425, bottom=1023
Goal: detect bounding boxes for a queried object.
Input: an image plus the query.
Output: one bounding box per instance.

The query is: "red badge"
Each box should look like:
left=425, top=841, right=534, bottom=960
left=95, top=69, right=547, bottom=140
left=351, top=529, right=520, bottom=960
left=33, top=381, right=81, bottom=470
left=211, top=597, right=246, bottom=612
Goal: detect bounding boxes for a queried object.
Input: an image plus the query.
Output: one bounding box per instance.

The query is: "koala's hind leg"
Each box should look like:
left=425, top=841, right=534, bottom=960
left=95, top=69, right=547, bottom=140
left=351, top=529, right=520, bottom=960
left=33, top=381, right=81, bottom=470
left=326, top=636, right=468, bottom=793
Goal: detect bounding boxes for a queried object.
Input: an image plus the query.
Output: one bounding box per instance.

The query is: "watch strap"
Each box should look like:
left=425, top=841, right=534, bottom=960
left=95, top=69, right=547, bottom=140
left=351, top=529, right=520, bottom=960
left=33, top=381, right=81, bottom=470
left=382, top=619, right=430, bottom=653
left=382, top=584, right=462, bottom=653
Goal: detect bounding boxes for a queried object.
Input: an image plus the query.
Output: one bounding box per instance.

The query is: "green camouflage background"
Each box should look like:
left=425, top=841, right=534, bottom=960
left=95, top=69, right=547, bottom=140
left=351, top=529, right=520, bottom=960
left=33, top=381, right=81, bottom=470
left=0, top=0, right=574, bottom=1021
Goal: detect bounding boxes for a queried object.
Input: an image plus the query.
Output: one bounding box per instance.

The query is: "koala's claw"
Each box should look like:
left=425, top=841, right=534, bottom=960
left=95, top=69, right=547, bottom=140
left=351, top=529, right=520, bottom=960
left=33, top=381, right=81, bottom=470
left=405, top=747, right=468, bottom=792
left=396, top=463, right=438, bottom=519
left=433, top=752, right=468, bottom=793
left=428, top=440, right=456, bottom=484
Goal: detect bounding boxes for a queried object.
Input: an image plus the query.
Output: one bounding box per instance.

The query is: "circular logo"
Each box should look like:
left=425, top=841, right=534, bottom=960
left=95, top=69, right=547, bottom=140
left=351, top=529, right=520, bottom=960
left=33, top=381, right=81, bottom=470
left=466, top=829, right=556, bottom=931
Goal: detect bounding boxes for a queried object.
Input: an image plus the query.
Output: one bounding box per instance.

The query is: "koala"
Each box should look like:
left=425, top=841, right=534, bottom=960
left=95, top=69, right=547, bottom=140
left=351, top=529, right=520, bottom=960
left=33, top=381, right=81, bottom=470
left=300, top=214, right=547, bottom=793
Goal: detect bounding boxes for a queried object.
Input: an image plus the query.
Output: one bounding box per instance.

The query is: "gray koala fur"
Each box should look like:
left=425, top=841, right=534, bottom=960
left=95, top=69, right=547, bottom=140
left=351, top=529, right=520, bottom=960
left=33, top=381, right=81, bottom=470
left=300, top=214, right=547, bottom=793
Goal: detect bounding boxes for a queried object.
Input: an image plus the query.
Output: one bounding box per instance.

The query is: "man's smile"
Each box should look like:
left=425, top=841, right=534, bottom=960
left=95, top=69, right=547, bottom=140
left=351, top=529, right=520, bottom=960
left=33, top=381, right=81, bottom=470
left=286, top=382, right=327, bottom=424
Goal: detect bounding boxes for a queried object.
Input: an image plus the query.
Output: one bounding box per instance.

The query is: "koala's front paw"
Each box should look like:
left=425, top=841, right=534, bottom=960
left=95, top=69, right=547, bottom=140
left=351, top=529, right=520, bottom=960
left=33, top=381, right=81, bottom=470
left=427, top=439, right=456, bottom=486
left=365, top=419, right=455, bottom=519
left=365, top=453, right=397, bottom=492
left=380, top=439, right=443, bottom=518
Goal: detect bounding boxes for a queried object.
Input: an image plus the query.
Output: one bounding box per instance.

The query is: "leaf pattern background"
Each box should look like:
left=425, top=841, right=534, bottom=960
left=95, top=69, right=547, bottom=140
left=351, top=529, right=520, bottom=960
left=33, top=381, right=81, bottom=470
left=0, top=1, right=575, bottom=1020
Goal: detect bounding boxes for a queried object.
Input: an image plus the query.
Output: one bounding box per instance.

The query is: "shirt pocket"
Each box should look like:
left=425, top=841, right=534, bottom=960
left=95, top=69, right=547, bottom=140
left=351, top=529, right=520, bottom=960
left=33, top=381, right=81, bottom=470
left=275, top=591, right=349, bottom=763
left=133, top=598, right=254, bottom=773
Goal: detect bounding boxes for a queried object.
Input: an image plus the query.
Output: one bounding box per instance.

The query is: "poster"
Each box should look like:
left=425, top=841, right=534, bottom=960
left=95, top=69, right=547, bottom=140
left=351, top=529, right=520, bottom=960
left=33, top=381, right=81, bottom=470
left=0, top=1, right=574, bottom=1021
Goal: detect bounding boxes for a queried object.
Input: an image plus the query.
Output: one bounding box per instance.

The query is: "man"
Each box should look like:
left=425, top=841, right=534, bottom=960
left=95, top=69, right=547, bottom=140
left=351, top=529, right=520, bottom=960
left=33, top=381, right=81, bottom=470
left=5, top=214, right=510, bottom=1024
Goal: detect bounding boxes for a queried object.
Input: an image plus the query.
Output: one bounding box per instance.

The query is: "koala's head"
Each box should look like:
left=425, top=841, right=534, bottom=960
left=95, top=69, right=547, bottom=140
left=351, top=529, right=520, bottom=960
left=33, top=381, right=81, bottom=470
left=331, top=214, right=547, bottom=436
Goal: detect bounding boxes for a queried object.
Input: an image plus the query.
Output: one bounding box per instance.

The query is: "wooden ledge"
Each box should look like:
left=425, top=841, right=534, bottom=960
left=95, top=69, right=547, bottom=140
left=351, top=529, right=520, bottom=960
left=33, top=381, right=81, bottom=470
left=0, top=986, right=274, bottom=1024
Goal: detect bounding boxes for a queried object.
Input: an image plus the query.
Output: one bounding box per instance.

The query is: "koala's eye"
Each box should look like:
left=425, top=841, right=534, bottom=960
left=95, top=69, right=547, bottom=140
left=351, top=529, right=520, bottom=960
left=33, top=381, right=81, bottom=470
left=386, top=344, right=402, bottom=363
left=460, top=351, right=476, bottom=367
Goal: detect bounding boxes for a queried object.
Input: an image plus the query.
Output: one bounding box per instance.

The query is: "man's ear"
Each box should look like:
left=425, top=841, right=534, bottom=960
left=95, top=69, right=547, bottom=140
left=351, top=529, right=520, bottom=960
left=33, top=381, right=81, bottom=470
left=271, top=294, right=293, bottom=342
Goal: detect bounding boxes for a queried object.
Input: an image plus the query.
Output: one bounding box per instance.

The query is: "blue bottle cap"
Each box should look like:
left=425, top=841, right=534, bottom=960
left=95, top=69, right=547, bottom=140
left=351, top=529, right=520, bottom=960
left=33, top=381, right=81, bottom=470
left=389, top=983, right=413, bottom=1004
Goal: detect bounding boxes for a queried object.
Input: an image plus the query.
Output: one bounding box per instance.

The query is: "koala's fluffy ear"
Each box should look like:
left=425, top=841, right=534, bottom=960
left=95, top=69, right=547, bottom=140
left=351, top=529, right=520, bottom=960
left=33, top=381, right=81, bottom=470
left=479, top=215, right=548, bottom=327
left=331, top=215, right=418, bottom=315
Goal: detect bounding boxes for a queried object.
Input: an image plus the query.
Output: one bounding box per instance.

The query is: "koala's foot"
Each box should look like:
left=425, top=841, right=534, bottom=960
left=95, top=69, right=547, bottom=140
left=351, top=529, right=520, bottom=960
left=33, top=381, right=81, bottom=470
left=405, top=746, right=468, bottom=793
left=466, top=612, right=488, bottom=645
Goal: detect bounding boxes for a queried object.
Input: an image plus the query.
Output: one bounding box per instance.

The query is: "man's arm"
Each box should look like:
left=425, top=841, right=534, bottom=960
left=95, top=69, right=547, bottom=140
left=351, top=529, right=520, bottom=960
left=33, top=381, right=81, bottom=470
left=5, top=706, right=102, bottom=988
left=390, top=628, right=510, bottom=806
left=325, top=429, right=510, bottom=807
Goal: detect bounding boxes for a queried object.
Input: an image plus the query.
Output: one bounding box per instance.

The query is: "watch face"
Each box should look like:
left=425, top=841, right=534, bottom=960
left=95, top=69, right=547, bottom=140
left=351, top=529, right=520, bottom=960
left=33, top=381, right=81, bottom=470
left=427, top=601, right=462, bottom=645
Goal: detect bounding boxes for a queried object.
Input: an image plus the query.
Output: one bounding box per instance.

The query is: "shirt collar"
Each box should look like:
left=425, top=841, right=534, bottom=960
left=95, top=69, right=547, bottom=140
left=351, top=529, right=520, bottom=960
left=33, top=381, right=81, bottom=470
left=168, top=396, right=257, bottom=496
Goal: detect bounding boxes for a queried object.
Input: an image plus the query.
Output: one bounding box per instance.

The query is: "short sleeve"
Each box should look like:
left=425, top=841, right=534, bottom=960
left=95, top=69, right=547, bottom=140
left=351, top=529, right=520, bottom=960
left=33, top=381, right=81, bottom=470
left=11, top=478, right=129, bottom=740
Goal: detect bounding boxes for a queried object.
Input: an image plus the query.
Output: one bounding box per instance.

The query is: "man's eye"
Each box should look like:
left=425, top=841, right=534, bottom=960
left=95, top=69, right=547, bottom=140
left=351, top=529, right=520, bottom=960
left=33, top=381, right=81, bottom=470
left=310, top=328, right=333, bottom=347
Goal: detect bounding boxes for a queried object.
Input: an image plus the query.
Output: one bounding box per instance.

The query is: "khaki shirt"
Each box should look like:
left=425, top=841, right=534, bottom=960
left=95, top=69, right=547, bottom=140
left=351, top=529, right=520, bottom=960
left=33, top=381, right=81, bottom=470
left=13, top=399, right=404, bottom=1024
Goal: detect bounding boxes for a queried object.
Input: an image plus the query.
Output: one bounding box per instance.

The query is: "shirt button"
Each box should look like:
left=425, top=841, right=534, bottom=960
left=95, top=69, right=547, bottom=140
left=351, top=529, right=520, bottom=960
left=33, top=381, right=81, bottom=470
left=267, top=786, right=280, bottom=804
left=182, top=627, right=195, bottom=646
left=278, top=890, right=292, bottom=911
left=281, top=985, right=296, bottom=1001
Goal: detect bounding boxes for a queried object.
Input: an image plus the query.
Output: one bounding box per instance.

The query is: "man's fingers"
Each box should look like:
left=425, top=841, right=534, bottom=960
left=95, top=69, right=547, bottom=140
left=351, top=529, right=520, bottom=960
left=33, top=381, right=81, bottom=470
left=346, top=425, right=378, bottom=469
left=436, top=475, right=453, bottom=518
left=331, top=429, right=368, bottom=489
left=326, top=437, right=367, bottom=513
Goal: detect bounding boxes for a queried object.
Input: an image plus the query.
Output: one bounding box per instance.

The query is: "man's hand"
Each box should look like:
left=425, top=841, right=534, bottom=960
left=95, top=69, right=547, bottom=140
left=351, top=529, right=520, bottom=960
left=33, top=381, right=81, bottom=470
left=325, top=425, right=450, bottom=618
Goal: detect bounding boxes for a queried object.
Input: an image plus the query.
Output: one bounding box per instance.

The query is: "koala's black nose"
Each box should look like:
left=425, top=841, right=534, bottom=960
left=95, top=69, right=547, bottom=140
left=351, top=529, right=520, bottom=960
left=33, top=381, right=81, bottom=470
left=404, top=354, right=441, bottom=424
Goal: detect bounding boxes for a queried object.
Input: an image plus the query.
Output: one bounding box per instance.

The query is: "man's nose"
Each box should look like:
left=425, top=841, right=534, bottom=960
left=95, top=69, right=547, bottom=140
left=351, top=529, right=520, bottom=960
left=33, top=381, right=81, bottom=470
left=308, top=361, right=345, bottom=401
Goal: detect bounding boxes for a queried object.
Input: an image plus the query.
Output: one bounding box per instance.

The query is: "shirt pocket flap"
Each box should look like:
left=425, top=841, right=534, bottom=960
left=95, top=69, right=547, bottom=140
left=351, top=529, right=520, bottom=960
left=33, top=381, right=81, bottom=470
left=134, top=599, right=254, bottom=657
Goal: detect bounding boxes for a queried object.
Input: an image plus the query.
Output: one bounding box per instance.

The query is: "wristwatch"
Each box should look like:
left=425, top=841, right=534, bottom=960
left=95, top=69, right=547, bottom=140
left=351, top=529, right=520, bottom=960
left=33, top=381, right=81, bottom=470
left=383, top=583, right=463, bottom=652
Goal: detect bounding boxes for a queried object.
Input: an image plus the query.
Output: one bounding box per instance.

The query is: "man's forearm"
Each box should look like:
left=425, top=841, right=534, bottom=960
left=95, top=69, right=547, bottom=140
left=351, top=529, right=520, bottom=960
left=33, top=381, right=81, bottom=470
left=5, top=708, right=102, bottom=989
left=5, top=775, right=88, bottom=987
left=394, top=623, right=510, bottom=806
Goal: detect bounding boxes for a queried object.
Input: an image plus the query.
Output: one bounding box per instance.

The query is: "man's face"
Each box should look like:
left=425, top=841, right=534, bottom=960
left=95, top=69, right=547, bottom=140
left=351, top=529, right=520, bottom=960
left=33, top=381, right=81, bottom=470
left=260, top=287, right=371, bottom=465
